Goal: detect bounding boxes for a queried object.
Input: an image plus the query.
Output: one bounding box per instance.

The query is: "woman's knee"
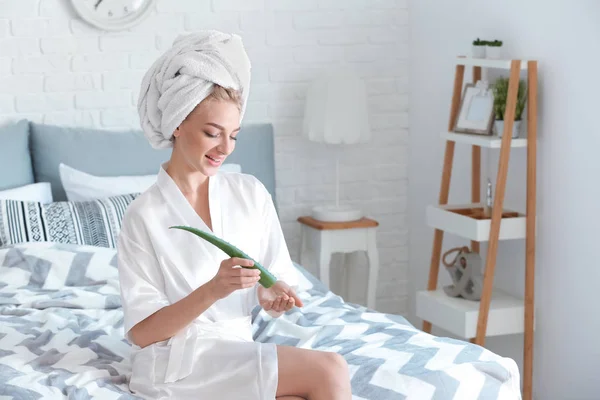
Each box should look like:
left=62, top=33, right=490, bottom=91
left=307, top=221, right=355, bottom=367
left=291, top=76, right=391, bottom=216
left=321, top=352, right=349, bottom=383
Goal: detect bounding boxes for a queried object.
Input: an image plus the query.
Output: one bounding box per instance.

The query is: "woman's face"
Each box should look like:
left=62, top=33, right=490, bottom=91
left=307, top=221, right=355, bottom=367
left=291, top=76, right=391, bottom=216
left=173, top=98, right=241, bottom=176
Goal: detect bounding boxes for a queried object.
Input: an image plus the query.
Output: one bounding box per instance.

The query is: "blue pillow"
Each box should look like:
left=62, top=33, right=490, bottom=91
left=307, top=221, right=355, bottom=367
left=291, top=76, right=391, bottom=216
left=29, top=122, right=171, bottom=201
left=0, top=120, right=33, bottom=190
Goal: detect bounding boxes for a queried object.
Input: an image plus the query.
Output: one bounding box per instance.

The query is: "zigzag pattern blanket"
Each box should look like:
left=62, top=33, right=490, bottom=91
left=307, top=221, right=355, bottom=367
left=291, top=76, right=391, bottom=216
left=0, top=243, right=521, bottom=399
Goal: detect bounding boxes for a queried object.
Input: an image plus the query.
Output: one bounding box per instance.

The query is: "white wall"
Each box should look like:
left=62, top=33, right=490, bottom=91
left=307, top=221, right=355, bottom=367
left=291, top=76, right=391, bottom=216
left=408, top=0, right=600, bottom=398
left=0, top=0, right=410, bottom=313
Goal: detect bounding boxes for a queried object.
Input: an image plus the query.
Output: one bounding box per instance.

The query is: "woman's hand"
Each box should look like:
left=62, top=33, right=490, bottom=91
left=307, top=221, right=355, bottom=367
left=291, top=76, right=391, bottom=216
left=207, top=257, right=261, bottom=300
left=258, top=280, right=303, bottom=315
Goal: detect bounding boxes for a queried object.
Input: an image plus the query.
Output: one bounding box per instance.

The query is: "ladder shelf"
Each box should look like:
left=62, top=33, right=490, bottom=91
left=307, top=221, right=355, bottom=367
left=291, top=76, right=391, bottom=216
left=416, top=58, right=538, bottom=400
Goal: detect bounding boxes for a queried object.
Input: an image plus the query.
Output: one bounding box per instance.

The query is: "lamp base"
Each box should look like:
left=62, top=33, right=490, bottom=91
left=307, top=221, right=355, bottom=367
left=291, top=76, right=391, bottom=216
left=310, top=205, right=363, bottom=222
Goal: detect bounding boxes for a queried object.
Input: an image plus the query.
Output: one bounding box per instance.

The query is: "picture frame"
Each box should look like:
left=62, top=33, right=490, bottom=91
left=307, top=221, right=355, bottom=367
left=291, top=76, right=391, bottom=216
left=453, top=81, right=495, bottom=135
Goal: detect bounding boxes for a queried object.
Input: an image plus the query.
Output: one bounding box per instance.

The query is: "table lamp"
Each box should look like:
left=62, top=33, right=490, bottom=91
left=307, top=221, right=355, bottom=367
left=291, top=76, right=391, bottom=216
left=302, top=67, right=371, bottom=222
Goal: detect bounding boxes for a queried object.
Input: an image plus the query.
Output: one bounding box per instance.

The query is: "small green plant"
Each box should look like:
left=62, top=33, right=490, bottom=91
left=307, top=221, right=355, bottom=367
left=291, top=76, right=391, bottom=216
left=492, top=77, right=527, bottom=121
left=488, top=40, right=503, bottom=47
left=473, top=38, right=486, bottom=46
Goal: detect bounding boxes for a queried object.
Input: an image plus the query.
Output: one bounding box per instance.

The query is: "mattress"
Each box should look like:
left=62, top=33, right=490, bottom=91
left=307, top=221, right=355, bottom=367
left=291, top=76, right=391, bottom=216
left=0, top=242, right=521, bottom=399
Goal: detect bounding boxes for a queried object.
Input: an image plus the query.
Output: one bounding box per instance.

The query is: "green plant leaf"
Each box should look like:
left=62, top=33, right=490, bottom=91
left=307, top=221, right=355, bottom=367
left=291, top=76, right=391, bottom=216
left=169, top=225, right=278, bottom=288
left=492, top=77, right=527, bottom=121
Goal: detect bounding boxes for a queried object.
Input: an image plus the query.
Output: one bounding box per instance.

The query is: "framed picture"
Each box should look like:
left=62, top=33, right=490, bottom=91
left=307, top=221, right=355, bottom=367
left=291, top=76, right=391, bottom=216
left=453, top=82, right=495, bottom=135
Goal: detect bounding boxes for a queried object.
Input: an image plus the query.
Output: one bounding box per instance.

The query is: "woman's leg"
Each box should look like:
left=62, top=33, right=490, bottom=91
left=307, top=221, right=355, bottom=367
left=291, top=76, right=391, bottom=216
left=275, top=345, right=351, bottom=400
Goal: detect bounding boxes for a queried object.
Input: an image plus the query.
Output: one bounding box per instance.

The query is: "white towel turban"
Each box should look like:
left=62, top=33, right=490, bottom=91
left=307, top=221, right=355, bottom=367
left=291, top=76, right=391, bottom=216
left=137, top=30, right=252, bottom=149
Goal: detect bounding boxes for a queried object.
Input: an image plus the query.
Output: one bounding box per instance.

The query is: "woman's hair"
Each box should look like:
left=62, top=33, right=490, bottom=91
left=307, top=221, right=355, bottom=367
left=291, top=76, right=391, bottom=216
left=205, top=84, right=243, bottom=112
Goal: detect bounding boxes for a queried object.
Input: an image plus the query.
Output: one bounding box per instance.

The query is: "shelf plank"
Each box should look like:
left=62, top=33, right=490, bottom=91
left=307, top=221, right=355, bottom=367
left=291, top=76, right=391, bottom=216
left=442, top=131, right=527, bottom=149
left=416, top=288, right=526, bottom=338
left=456, top=56, right=530, bottom=70
left=426, top=203, right=526, bottom=242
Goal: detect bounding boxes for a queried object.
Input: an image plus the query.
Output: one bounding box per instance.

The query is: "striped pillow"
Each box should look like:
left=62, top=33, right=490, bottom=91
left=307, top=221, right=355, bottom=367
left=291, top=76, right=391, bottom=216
left=0, top=193, right=138, bottom=249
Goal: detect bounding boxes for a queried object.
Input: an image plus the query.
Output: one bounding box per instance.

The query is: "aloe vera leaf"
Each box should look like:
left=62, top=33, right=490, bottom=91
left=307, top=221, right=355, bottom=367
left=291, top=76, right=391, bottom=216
left=169, top=225, right=277, bottom=288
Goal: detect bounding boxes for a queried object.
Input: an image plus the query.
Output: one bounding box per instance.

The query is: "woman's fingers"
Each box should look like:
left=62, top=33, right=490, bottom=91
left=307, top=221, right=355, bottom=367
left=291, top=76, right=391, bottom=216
left=229, top=266, right=260, bottom=277
left=272, top=295, right=283, bottom=311
left=286, top=296, right=295, bottom=310
left=238, top=257, right=255, bottom=267
left=226, top=257, right=255, bottom=269
left=289, top=290, right=304, bottom=307
left=223, top=269, right=260, bottom=289
left=232, top=269, right=258, bottom=279
left=274, top=296, right=294, bottom=312
left=233, top=275, right=261, bottom=288
left=262, top=300, right=273, bottom=311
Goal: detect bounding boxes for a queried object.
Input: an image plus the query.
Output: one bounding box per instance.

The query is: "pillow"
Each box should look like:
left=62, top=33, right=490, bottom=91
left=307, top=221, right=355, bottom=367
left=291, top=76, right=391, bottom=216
left=0, top=193, right=138, bottom=248
left=59, top=162, right=243, bottom=201
left=0, top=182, right=53, bottom=203
left=0, top=119, right=34, bottom=191
left=59, top=163, right=156, bottom=202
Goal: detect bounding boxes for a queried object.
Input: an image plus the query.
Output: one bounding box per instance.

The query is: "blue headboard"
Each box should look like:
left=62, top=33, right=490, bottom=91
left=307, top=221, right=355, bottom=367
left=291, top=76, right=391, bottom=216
left=0, top=120, right=277, bottom=208
left=218, top=123, right=277, bottom=208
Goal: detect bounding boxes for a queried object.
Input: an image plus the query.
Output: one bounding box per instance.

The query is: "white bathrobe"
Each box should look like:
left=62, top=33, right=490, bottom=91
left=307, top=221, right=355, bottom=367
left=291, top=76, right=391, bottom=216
left=117, top=164, right=298, bottom=399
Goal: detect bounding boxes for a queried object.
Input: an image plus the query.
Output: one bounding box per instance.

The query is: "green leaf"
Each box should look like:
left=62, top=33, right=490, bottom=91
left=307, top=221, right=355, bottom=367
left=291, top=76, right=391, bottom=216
left=492, top=77, right=527, bottom=121
left=169, top=225, right=278, bottom=288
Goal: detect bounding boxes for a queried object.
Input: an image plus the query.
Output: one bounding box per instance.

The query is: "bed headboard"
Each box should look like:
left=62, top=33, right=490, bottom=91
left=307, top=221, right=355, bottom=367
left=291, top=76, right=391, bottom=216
left=1, top=120, right=277, bottom=207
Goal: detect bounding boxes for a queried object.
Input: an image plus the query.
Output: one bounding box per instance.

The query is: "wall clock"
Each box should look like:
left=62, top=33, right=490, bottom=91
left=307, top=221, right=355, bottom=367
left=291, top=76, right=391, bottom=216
left=71, top=0, right=157, bottom=31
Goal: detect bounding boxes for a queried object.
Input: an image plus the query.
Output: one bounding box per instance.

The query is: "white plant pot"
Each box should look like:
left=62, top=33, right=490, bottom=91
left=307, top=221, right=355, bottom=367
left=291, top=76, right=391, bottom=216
left=472, top=45, right=486, bottom=58
left=495, top=120, right=522, bottom=138
left=486, top=46, right=502, bottom=59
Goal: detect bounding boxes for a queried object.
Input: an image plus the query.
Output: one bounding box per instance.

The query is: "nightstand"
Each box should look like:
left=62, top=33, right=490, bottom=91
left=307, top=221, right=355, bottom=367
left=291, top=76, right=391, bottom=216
left=297, top=216, right=380, bottom=309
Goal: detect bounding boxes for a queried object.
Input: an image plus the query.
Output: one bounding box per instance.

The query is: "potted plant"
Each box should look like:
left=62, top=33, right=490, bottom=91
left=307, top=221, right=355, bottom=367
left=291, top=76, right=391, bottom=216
left=492, top=77, right=527, bottom=138
left=472, top=38, right=486, bottom=58
left=486, top=39, right=503, bottom=59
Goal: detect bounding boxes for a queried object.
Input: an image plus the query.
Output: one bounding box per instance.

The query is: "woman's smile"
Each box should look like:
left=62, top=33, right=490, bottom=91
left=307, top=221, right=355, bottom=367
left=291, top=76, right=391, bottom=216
left=205, top=154, right=224, bottom=166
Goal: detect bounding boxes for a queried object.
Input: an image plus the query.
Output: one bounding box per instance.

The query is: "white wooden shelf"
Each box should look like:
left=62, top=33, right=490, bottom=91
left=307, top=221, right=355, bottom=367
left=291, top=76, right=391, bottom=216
left=426, top=203, right=526, bottom=242
left=442, top=131, right=527, bottom=148
left=456, top=56, right=530, bottom=70
left=416, top=288, right=526, bottom=338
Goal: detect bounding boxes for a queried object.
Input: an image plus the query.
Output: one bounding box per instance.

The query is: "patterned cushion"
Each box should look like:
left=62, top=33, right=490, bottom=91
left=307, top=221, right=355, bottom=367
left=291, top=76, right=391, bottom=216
left=0, top=193, right=138, bottom=249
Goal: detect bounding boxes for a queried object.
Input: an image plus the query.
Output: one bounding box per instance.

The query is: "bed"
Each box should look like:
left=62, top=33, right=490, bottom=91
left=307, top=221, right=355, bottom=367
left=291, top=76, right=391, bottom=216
left=0, top=120, right=522, bottom=399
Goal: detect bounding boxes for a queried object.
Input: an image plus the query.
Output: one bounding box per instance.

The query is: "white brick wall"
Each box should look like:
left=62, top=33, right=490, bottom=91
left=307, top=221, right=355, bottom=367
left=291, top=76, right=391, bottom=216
left=0, top=0, right=409, bottom=315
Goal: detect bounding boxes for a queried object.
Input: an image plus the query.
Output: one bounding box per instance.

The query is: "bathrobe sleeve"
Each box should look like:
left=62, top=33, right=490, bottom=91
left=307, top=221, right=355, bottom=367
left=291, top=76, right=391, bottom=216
left=117, top=213, right=171, bottom=343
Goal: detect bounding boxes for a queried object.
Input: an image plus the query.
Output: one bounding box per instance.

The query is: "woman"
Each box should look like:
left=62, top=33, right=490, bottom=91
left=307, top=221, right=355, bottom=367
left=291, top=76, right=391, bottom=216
left=117, top=31, right=351, bottom=400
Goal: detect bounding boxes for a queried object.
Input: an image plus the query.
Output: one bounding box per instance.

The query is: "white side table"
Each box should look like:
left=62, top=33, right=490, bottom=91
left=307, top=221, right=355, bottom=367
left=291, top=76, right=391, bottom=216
left=297, top=216, right=380, bottom=309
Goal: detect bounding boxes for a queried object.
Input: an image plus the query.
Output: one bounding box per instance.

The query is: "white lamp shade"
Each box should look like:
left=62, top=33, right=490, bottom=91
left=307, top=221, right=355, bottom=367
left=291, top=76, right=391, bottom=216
left=302, top=67, right=371, bottom=145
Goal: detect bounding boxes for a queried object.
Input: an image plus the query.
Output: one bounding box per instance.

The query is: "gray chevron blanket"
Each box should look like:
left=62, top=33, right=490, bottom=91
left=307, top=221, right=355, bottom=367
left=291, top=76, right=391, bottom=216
left=0, top=243, right=521, bottom=399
